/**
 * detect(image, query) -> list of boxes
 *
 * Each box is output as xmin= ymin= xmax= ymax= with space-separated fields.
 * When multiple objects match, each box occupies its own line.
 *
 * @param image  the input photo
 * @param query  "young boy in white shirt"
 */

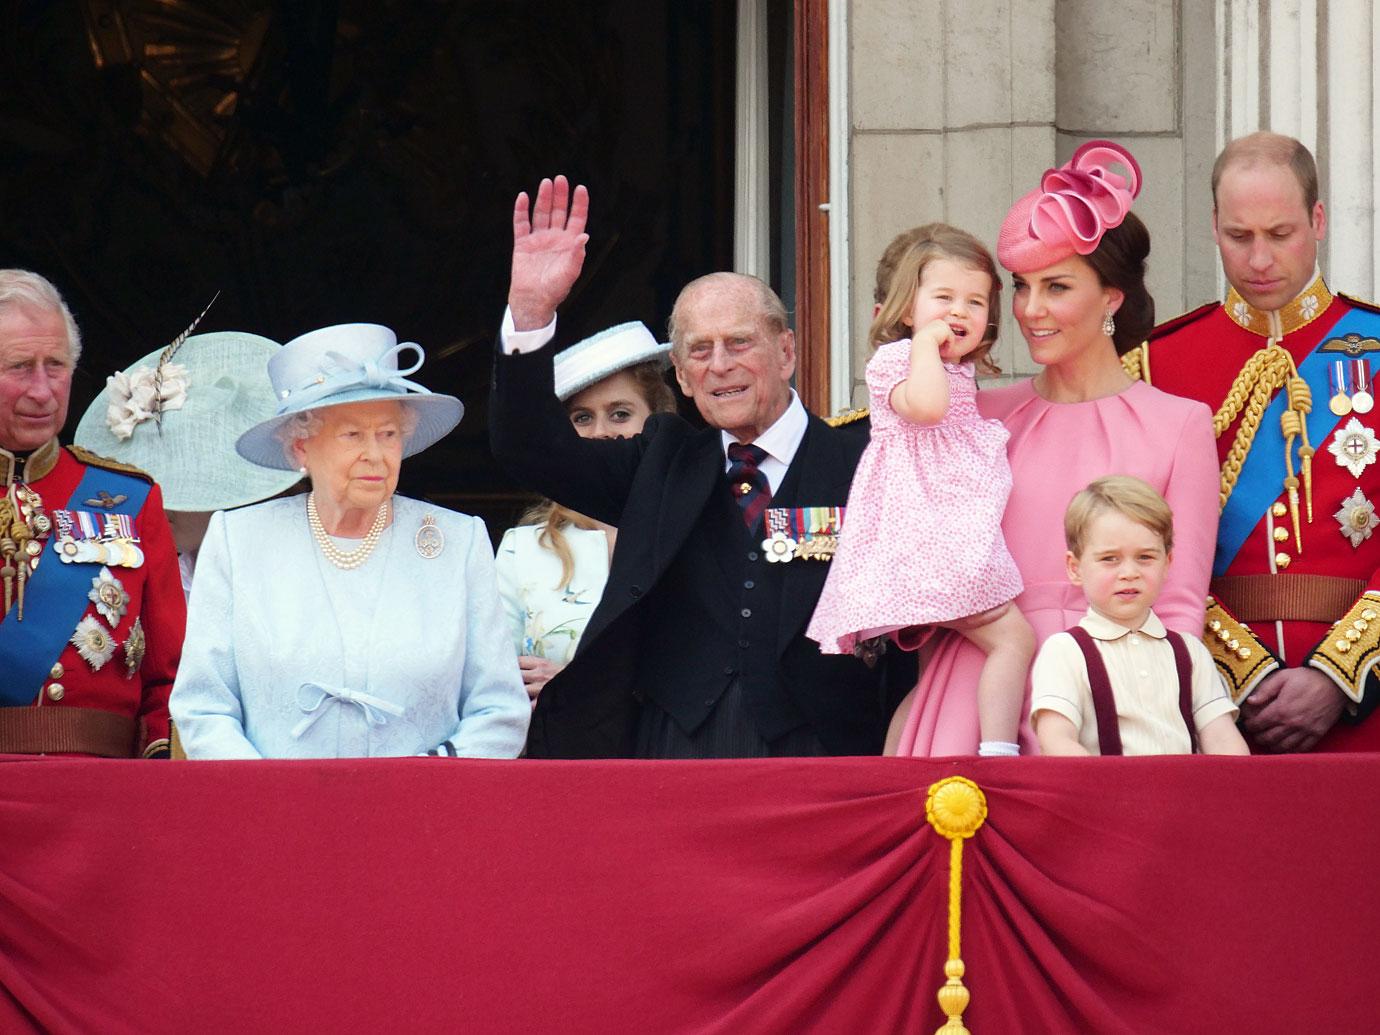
xmin=1031 ymin=476 xmax=1250 ymax=756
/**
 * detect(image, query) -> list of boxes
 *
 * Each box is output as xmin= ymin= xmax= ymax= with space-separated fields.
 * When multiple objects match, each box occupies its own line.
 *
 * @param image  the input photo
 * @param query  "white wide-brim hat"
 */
xmin=75 ymin=331 xmax=303 ymax=512
xmin=235 ymin=323 xmax=464 ymax=471
xmin=553 ymin=321 xmax=672 ymax=401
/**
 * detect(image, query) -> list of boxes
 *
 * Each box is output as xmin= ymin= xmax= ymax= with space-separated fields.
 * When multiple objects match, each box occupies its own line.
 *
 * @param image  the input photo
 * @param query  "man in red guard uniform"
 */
xmin=1130 ymin=133 xmax=1379 ymax=751
xmin=0 ymin=270 xmax=184 ymax=757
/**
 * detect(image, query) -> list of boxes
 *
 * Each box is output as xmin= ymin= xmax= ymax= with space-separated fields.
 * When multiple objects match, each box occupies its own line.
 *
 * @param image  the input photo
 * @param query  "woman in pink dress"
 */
xmin=890 ymin=140 xmax=1220 ymax=756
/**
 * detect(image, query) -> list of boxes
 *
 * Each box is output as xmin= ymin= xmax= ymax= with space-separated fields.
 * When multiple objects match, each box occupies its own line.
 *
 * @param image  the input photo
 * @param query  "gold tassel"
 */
xmin=925 ymin=777 xmax=989 ymax=1034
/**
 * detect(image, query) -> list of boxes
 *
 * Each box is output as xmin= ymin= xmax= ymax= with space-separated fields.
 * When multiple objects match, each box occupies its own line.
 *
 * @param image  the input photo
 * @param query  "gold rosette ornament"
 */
xmin=925 ymin=776 xmax=989 ymax=1035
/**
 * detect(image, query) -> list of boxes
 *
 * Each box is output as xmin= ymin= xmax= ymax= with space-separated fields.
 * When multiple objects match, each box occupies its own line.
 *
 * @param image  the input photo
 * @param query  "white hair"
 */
xmin=274 ymin=400 xmax=420 ymax=467
xmin=0 ymin=269 xmax=82 ymax=363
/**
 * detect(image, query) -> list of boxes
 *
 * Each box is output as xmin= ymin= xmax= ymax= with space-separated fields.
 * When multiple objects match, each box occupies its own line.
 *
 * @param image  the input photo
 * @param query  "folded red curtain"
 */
xmin=0 ymin=755 xmax=1374 ymax=1033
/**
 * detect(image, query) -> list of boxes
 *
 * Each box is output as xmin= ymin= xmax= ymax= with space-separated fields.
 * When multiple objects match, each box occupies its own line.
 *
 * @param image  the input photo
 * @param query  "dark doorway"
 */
xmin=0 ymin=0 xmax=736 ymax=533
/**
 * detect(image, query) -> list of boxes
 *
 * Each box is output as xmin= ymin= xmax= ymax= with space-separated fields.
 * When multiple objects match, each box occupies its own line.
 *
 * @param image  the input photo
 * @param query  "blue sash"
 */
xmin=0 ymin=464 xmax=150 ymax=706
xmin=1215 ymin=307 xmax=1378 ymax=575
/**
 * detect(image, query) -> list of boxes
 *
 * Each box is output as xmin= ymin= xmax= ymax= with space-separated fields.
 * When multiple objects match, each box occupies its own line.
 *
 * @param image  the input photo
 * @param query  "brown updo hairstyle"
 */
xmin=868 ymin=223 xmax=1003 ymax=376
xmin=1083 ymin=211 xmax=1154 ymax=355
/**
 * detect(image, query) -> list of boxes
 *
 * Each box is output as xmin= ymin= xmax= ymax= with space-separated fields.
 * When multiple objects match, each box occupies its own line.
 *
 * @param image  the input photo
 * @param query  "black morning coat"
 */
xmin=490 ymin=337 xmax=917 ymax=758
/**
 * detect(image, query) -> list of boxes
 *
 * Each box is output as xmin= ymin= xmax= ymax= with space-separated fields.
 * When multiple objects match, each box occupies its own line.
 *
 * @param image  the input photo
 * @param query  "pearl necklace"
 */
xmin=306 ymin=493 xmax=390 ymax=570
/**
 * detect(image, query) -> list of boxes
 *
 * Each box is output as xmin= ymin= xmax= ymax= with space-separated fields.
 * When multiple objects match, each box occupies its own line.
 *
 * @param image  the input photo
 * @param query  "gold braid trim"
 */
xmin=826 ymin=407 xmax=869 ymax=428
xmin=1205 ymin=597 xmax=1280 ymax=704
xmin=1120 ymin=344 xmax=1146 ymax=382
xmin=66 ymin=445 xmax=155 ymax=484
xmin=1308 ymin=591 xmax=1380 ymax=705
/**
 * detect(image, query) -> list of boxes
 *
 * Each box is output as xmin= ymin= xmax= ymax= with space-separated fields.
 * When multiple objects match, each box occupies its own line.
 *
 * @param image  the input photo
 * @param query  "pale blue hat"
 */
xmin=75 ymin=331 xmax=303 ymax=512
xmin=235 ymin=323 xmax=464 ymax=471
xmin=553 ymin=321 xmax=671 ymax=401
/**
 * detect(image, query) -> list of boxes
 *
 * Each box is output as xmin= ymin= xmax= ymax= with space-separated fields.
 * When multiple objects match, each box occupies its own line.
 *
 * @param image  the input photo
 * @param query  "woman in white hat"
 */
xmin=75 ymin=331 xmax=304 ymax=597
xmin=170 ymin=323 xmax=529 ymax=759
xmin=495 ymin=322 xmax=675 ymax=703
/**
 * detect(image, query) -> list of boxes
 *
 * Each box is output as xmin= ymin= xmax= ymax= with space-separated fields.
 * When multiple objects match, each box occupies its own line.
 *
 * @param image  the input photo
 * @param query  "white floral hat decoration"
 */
xmin=234 ymin=323 xmax=463 ymax=470
xmin=76 ymin=327 xmax=303 ymax=512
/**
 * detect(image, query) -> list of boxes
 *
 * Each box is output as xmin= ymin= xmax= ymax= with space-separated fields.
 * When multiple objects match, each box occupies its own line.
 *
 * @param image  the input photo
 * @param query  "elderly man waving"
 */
xmin=491 ymin=176 xmax=913 ymax=758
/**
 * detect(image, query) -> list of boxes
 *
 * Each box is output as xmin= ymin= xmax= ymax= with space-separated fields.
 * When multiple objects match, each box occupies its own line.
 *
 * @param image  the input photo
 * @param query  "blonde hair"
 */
xmin=524 ymin=362 xmax=677 ymax=586
xmin=1064 ymin=475 xmax=1174 ymax=556
xmin=868 ymin=224 xmax=1002 ymax=376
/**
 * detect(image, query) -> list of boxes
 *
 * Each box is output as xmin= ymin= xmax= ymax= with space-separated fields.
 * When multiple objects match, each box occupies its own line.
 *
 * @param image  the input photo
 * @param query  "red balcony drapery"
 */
xmin=1 ymin=755 xmax=1375 ymax=1033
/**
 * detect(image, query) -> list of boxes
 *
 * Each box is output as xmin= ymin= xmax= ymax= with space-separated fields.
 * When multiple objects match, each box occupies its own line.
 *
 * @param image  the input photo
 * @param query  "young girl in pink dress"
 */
xmin=808 ymin=225 xmax=1035 ymax=757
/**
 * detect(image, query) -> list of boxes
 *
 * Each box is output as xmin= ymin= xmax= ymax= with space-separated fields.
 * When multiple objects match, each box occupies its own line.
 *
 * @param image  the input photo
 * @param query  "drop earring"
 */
xmin=1102 ymin=310 xmax=1116 ymax=337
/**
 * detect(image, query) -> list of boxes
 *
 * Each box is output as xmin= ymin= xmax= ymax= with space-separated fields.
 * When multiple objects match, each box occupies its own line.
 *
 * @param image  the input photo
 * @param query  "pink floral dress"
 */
xmin=807 ymin=339 xmax=1022 ymax=655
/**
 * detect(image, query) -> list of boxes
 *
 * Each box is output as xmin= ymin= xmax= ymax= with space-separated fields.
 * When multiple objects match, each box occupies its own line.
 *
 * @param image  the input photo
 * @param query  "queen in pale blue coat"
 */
xmin=170 ymin=323 xmax=529 ymax=759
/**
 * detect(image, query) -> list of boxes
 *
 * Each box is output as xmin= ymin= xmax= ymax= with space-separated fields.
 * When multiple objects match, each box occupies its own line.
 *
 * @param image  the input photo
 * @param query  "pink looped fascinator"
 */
xmin=997 ymin=140 xmax=1142 ymax=273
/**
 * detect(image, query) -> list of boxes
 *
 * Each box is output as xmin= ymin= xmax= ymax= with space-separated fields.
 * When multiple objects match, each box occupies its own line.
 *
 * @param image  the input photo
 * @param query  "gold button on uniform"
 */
xmin=47 ymin=683 xmax=65 ymax=702
xmin=1274 ymin=552 xmax=1291 ymax=569
xmin=1272 ymin=526 xmax=1289 ymax=542
xmin=49 ymin=663 xmax=64 ymax=679
xmin=1363 ymin=609 xmax=1378 ymax=621
xmin=1237 ymin=647 xmax=1252 ymax=660
xmin=1271 ymin=501 xmax=1288 ymax=518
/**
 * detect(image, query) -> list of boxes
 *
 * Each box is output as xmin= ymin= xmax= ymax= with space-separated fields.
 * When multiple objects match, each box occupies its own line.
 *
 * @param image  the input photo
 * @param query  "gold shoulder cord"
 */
xmin=1213 ymin=342 xmax=1314 ymax=551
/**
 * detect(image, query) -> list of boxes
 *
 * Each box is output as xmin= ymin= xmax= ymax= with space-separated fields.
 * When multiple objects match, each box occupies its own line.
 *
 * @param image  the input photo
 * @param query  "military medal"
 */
xmin=88 ymin=566 xmax=130 ymax=627
xmin=1353 ymin=359 xmax=1374 ymax=414
xmin=415 ymin=514 xmax=444 ymax=559
xmin=1328 ymin=418 xmax=1379 ymax=478
xmin=1335 ymin=488 xmax=1376 ymax=548
xmin=1329 ymin=360 xmax=1354 ymax=416
xmin=123 ymin=616 xmax=146 ymax=678
xmin=763 ymin=531 xmax=797 ymax=563
xmin=763 ymin=506 xmax=846 ymax=562
xmin=51 ymin=509 xmax=143 ymax=568
xmin=71 ymin=614 xmax=118 ymax=671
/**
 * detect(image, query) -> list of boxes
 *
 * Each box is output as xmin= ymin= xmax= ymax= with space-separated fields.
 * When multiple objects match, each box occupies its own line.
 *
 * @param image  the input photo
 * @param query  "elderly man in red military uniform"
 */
xmin=0 ymin=269 xmax=184 ymax=757
xmin=1130 ymin=132 xmax=1378 ymax=752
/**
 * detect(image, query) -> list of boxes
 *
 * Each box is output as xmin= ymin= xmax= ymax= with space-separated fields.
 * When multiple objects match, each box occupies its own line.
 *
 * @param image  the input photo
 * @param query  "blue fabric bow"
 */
xmin=280 ymin=343 xmax=430 ymax=412
xmin=291 ymin=681 xmax=407 ymax=739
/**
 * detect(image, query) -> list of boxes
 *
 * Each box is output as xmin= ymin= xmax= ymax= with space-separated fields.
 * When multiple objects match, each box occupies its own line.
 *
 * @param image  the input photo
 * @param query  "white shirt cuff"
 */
xmin=501 ymin=306 xmax=557 ymax=355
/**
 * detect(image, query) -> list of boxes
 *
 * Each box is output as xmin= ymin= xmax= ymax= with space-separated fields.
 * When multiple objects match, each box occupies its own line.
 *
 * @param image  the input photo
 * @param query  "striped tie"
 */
xmin=726 ymin=443 xmax=771 ymax=531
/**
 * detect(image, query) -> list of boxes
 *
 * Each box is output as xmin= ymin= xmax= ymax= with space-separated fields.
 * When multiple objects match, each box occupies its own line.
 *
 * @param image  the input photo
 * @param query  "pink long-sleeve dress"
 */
xmin=894 ymin=377 xmax=1220 ymax=756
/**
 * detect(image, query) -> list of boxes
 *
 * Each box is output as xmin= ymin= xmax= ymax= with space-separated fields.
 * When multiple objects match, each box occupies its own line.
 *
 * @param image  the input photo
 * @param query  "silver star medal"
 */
xmin=88 ymin=566 xmax=130 ymax=627
xmin=1336 ymin=488 xmax=1376 ymax=548
xmin=415 ymin=515 xmax=444 ymax=559
xmin=1328 ymin=417 xmax=1379 ymax=478
xmin=71 ymin=615 xmax=118 ymax=671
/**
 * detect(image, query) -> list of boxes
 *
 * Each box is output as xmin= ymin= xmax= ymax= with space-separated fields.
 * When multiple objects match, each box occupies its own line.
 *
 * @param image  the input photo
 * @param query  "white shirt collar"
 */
xmin=719 ymin=389 xmax=807 ymax=468
xmin=1078 ymin=607 xmax=1167 ymax=641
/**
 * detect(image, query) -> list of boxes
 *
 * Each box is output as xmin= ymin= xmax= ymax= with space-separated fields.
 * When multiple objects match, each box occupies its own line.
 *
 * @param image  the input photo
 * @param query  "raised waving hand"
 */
xmin=508 ymin=175 xmax=590 ymax=331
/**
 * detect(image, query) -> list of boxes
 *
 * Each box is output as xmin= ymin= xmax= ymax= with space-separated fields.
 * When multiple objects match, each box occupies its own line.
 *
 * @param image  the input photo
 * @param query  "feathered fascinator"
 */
xmin=997 ymin=141 xmax=1142 ymax=273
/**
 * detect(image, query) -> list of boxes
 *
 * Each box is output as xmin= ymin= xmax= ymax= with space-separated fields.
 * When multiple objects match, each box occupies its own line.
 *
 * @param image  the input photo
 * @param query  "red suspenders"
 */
xmin=1065 ymin=626 xmax=1200 ymax=755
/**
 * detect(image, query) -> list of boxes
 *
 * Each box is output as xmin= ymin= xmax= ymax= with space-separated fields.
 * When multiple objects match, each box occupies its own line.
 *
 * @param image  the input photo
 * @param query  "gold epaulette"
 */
xmin=826 ymin=407 xmax=869 ymax=428
xmin=1205 ymin=596 xmax=1279 ymax=704
xmin=1308 ymin=591 xmax=1380 ymax=704
xmin=1121 ymin=344 xmax=1147 ymax=383
xmin=66 ymin=444 xmax=154 ymax=483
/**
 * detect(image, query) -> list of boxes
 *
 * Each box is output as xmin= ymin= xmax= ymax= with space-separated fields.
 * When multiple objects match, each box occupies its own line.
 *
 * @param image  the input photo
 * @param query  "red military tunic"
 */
xmin=0 ymin=439 xmax=185 ymax=756
xmin=1137 ymin=275 xmax=1380 ymax=750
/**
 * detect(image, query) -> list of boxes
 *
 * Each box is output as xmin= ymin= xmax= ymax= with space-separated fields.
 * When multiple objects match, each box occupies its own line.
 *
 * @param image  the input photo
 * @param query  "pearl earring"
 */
xmin=1102 ymin=310 xmax=1116 ymax=337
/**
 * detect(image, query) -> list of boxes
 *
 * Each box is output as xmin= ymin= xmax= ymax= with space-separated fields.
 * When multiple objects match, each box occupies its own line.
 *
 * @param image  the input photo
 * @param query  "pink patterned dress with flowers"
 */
xmin=807 ymin=338 xmax=1022 ymax=655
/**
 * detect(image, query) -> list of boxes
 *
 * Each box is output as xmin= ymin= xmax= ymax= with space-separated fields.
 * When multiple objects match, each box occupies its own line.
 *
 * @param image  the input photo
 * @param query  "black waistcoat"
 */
xmin=634 ymin=452 xmax=808 ymax=741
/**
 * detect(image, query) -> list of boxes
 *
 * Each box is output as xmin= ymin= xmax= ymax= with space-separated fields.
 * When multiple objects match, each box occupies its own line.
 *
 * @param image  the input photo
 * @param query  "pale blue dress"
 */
xmin=170 ymin=495 xmax=529 ymax=758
